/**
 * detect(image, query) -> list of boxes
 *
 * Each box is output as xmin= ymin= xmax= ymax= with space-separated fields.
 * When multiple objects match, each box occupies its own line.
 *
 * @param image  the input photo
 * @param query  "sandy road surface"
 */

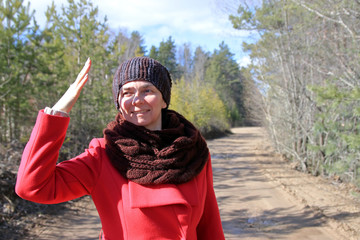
xmin=31 ymin=127 xmax=360 ymax=239
xmin=208 ymin=127 xmax=359 ymax=240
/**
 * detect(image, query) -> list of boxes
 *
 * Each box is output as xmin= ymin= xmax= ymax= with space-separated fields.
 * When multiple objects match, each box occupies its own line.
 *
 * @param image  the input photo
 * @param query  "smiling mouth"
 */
xmin=132 ymin=110 xmax=150 ymax=114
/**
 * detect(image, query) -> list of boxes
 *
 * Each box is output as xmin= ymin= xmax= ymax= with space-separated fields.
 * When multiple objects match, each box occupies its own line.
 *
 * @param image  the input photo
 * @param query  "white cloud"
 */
xmin=238 ymin=55 xmax=251 ymax=67
xmin=94 ymin=0 xmax=206 ymax=27
xmin=93 ymin=0 xmax=250 ymax=40
xmin=97 ymin=0 xmax=222 ymax=34
xmin=24 ymin=0 xmax=253 ymax=62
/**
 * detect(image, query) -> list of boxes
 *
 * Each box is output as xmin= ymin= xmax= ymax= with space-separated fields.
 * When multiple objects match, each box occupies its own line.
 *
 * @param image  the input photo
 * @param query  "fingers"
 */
xmin=75 ymin=58 xmax=91 ymax=86
xmin=78 ymin=73 xmax=89 ymax=91
xmin=52 ymin=58 xmax=92 ymax=114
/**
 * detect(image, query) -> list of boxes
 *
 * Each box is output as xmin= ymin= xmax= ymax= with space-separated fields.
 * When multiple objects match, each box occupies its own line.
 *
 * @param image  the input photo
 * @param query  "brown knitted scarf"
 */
xmin=103 ymin=110 xmax=209 ymax=185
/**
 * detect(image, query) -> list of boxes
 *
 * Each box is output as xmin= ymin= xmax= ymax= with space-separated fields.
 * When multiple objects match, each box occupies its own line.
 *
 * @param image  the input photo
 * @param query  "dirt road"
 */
xmin=209 ymin=127 xmax=359 ymax=240
xmin=31 ymin=127 xmax=360 ymax=239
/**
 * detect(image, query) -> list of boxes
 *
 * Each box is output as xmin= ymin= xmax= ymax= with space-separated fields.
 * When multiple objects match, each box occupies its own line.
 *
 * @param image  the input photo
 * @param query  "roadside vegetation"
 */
xmin=227 ymin=0 xmax=360 ymax=188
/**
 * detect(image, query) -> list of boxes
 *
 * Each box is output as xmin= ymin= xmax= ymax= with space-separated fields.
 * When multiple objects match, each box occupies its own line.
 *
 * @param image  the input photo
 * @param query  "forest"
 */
xmin=0 ymin=0 xmax=360 ymax=237
xmin=0 ymin=0 xmax=247 ymax=160
xmin=228 ymin=0 xmax=360 ymax=187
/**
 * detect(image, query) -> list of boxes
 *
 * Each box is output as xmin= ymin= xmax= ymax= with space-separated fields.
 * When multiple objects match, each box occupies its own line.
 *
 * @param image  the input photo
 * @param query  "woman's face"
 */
xmin=118 ymin=80 xmax=167 ymax=131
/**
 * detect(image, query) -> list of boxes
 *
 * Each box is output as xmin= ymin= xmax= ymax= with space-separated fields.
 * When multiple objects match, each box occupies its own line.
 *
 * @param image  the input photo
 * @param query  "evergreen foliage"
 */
xmin=205 ymin=42 xmax=244 ymax=126
xmin=0 ymin=0 xmax=37 ymax=142
xmin=0 ymin=0 xmax=246 ymax=160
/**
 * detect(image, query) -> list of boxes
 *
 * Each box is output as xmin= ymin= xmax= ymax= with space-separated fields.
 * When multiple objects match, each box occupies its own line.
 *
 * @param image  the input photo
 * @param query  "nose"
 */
xmin=132 ymin=93 xmax=144 ymax=105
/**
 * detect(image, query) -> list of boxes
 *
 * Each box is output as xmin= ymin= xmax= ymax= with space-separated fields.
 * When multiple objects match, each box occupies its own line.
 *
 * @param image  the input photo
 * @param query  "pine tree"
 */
xmin=157 ymin=36 xmax=178 ymax=79
xmin=205 ymin=42 xmax=244 ymax=126
xmin=192 ymin=46 xmax=209 ymax=83
xmin=47 ymin=0 xmax=113 ymax=157
xmin=148 ymin=45 xmax=158 ymax=59
xmin=177 ymin=43 xmax=193 ymax=82
xmin=0 ymin=0 xmax=37 ymax=142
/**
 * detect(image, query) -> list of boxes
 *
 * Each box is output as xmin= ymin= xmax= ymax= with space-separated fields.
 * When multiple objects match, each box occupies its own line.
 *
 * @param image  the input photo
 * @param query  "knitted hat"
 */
xmin=113 ymin=57 xmax=172 ymax=110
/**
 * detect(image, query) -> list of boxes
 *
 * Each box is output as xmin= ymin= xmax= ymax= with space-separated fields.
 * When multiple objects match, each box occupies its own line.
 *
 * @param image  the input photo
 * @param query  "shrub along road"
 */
xmin=30 ymin=127 xmax=360 ymax=239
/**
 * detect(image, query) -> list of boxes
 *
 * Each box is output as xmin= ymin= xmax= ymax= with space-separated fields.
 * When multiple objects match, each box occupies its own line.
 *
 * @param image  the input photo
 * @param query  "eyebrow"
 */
xmin=121 ymin=83 xmax=155 ymax=91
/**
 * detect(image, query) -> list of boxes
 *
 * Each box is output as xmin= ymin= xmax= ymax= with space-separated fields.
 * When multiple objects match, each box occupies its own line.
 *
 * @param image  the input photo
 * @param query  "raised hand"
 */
xmin=52 ymin=58 xmax=92 ymax=114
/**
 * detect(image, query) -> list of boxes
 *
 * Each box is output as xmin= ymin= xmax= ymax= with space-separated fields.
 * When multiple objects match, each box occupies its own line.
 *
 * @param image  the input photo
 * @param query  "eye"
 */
xmin=144 ymin=89 xmax=153 ymax=93
xmin=121 ymin=91 xmax=133 ymax=97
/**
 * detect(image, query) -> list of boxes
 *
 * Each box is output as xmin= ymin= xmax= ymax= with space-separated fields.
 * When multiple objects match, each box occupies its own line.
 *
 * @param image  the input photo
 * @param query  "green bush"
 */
xmin=170 ymin=78 xmax=230 ymax=138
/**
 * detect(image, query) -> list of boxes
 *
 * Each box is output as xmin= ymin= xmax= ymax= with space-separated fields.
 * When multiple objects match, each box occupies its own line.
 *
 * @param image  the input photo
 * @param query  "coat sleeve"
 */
xmin=15 ymin=110 xmax=103 ymax=204
xmin=196 ymin=155 xmax=225 ymax=240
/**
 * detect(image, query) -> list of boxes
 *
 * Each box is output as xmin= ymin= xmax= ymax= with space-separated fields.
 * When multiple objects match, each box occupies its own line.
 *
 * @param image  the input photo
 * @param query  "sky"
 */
xmin=24 ymin=0 xmax=255 ymax=67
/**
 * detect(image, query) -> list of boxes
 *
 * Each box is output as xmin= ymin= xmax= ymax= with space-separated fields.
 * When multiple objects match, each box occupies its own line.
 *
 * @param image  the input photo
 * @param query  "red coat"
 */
xmin=15 ymin=110 xmax=225 ymax=240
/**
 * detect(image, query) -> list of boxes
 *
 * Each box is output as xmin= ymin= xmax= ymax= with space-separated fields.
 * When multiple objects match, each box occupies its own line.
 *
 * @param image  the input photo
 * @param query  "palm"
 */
xmin=53 ymin=58 xmax=92 ymax=113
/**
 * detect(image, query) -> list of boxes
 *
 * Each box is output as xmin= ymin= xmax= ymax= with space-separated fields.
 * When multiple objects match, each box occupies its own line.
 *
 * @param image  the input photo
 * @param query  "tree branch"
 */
xmin=291 ymin=0 xmax=356 ymax=38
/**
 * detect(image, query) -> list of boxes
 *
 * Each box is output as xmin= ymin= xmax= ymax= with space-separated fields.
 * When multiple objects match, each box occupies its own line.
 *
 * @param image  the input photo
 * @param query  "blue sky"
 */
xmin=24 ymin=0 xmax=254 ymax=66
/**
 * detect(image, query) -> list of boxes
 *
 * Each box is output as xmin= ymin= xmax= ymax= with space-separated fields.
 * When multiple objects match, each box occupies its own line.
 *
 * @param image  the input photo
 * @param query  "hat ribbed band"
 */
xmin=113 ymin=57 xmax=172 ymax=110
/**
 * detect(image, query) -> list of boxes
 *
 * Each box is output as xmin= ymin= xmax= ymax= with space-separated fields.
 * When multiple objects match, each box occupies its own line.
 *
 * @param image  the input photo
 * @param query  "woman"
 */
xmin=15 ymin=57 xmax=225 ymax=240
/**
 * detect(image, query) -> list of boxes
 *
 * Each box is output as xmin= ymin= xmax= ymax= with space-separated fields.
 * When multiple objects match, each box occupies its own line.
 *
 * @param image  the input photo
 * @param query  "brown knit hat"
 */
xmin=113 ymin=57 xmax=172 ymax=110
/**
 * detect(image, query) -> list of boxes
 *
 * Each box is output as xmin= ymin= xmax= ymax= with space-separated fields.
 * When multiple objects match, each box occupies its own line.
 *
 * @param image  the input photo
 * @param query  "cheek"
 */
xmin=145 ymin=95 xmax=165 ymax=107
xmin=119 ymin=98 xmax=131 ymax=112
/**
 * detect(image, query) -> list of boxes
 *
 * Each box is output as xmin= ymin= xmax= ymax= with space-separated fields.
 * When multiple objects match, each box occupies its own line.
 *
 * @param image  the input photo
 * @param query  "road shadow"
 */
xmin=221 ymin=206 xmax=328 ymax=238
